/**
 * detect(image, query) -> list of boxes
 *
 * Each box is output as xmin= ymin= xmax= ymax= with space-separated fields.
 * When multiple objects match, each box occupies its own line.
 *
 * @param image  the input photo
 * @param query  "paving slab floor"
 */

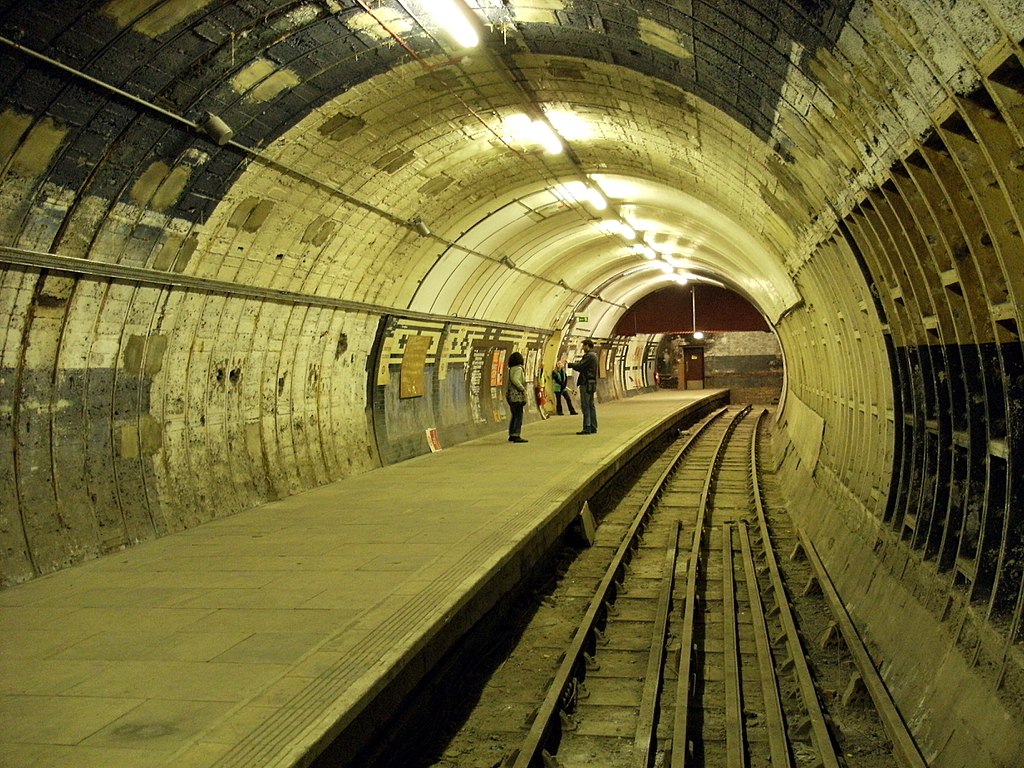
xmin=0 ymin=389 xmax=728 ymax=768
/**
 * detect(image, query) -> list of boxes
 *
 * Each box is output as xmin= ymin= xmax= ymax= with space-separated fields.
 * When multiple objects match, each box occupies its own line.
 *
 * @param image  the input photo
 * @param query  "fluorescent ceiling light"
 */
xmin=427 ymin=0 xmax=479 ymax=47
xmin=545 ymin=110 xmax=594 ymax=142
xmin=554 ymin=181 xmax=606 ymax=210
xmin=503 ymin=113 xmax=563 ymax=154
xmin=587 ymin=188 xmax=608 ymax=211
xmin=597 ymin=219 xmax=636 ymax=239
xmin=662 ymin=253 xmax=694 ymax=268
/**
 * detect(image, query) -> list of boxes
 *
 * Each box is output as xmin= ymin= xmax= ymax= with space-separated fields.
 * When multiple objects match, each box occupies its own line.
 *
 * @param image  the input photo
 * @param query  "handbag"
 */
xmin=506 ymin=383 xmax=526 ymax=403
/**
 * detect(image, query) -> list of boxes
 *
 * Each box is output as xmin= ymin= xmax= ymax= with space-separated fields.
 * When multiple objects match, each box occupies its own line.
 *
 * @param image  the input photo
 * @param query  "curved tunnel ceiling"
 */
xmin=6 ymin=7 xmax=1024 ymax=752
xmin=193 ymin=1 xmax=841 ymax=330
xmin=3 ymin=0 xmax=1002 ymax=336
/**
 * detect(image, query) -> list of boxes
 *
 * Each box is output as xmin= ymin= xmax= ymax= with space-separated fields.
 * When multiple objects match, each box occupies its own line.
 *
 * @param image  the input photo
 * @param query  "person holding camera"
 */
xmin=568 ymin=339 xmax=599 ymax=435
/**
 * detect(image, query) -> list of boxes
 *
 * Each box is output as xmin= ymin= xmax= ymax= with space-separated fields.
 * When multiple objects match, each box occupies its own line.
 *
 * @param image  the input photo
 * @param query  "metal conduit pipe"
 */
xmin=0 ymin=245 xmax=552 ymax=335
xmin=0 ymin=35 xmax=593 ymax=301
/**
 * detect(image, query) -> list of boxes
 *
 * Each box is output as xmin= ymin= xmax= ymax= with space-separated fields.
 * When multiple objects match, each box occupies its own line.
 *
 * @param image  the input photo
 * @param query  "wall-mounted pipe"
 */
xmin=0 ymin=35 xmax=592 ymax=301
xmin=0 ymin=245 xmax=552 ymax=335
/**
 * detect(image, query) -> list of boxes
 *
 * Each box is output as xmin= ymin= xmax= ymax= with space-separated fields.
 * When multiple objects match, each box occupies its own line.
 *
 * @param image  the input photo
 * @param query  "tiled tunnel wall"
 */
xmin=370 ymin=319 xmax=554 ymax=465
xmin=773 ymin=41 xmax=1024 ymax=763
xmin=1 ymin=1 xmax=1024 ymax=764
xmin=0 ymin=273 xmax=655 ymax=586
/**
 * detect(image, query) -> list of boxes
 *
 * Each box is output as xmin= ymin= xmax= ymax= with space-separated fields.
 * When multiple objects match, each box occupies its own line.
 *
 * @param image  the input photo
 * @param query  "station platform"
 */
xmin=0 ymin=389 xmax=728 ymax=768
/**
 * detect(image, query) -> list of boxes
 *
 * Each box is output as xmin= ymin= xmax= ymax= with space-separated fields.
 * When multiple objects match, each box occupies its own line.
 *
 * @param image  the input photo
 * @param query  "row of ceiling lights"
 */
xmin=389 ymin=2 xmax=723 ymax=323
xmin=412 ymin=0 xmax=712 ymax=294
xmin=558 ymin=181 xmax=705 ymax=286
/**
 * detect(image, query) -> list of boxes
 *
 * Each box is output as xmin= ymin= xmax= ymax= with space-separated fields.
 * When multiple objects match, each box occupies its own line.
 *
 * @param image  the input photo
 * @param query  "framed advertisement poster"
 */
xmin=400 ymin=334 xmax=431 ymax=398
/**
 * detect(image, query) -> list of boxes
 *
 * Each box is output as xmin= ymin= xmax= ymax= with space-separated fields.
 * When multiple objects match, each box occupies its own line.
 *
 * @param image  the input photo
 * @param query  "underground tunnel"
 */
xmin=0 ymin=1 xmax=1022 ymax=765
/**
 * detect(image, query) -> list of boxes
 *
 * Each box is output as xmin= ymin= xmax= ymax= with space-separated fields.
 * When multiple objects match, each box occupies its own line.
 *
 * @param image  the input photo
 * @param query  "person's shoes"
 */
xmin=511 ymin=436 xmax=528 ymax=443
xmin=508 ymin=436 xmax=515 ymax=441
xmin=576 ymin=430 xmax=591 ymax=435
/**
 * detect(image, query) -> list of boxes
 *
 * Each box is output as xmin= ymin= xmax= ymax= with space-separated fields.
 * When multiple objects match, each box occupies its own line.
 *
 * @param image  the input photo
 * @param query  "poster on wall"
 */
xmin=525 ymin=348 xmax=540 ymax=380
xmin=425 ymin=427 xmax=442 ymax=452
xmin=467 ymin=342 xmax=515 ymax=424
xmin=624 ymin=337 xmax=647 ymax=389
xmin=490 ymin=348 xmax=507 ymax=421
xmin=468 ymin=342 xmax=499 ymax=423
xmin=400 ymin=334 xmax=431 ymax=398
xmin=490 ymin=348 xmax=507 ymax=387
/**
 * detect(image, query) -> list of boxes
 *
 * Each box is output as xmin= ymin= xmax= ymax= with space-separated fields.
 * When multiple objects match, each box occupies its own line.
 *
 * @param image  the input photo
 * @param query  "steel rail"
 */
xmin=670 ymin=494 xmax=706 ymax=768
xmin=632 ymin=521 xmax=682 ymax=768
xmin=628 ymin=406 xmax=729 ymax=527
xmin=671 ymin=406 xmax=751 ymax=768
xmin=737 ymin=523 xmax=793 ymax=768
xmin=741 ymin=524 xmax=794 ymax=768
xmin=797 ymin=530 xmax=929 ymax=768
xmin=742 ymin=411 xmax=793 ymax=767
xmin=510 ymin=408 xmax=729 ymax=768
xmin=749 ymin=410 xmax=841 ymax=768
xmin=722 ymin=523 xmax=745 ymax=768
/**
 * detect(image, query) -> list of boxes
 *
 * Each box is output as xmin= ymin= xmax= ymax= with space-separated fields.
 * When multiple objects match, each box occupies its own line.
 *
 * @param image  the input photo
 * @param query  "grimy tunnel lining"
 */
xmin=0 ymin=2 xmax=1023 ymax=765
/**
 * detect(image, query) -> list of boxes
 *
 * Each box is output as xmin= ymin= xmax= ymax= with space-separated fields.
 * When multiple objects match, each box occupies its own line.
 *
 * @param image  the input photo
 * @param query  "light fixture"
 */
xmin=596 ymin=220 xmax=635 ymax=241
xmin=201 ymin=112 xmax=234 ymax=145
xmin=411 ymin=217 xmax=431 ymax=236
xmin=691 ymin=285 xmax=703 ymax=339
xmin=503 ymin=113 xmax=562 ymax=154
xmin=662 ymin=253 xmax=691 ymax=268
xmin=545 ymin=110 xmax=594 ymax=142
xmin=554 ymin=181 xmax=606 ymax=211
xmin=426 ymin=0 xmax=479 ymax=47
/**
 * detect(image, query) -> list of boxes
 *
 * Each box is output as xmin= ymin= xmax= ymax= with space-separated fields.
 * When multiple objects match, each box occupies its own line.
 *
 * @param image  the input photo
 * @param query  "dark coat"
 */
xmin=569 ymin=350 xmax=598 ymax=390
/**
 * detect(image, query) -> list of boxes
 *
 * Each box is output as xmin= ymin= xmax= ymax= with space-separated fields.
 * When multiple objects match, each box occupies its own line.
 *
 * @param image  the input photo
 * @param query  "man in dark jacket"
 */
xmin=568 ymin=339 xmax=599 ymax=434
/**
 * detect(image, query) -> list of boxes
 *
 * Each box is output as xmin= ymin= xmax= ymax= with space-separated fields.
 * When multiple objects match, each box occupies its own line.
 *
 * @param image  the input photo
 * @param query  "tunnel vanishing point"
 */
xmin=1 ymin=1 xmax=1023 ymax=765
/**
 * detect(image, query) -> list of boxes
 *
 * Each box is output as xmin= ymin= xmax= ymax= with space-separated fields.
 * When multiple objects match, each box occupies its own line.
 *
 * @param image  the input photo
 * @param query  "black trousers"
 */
xmin=554 ymin=389 xmax=576 ymax=415
xmin=508 ymin=401 xmax=525 ymax=436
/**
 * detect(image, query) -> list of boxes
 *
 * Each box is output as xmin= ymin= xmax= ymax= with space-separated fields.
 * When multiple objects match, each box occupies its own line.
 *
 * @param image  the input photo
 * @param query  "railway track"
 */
xmin=361 ymin=406 xmax=927 ymax=768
